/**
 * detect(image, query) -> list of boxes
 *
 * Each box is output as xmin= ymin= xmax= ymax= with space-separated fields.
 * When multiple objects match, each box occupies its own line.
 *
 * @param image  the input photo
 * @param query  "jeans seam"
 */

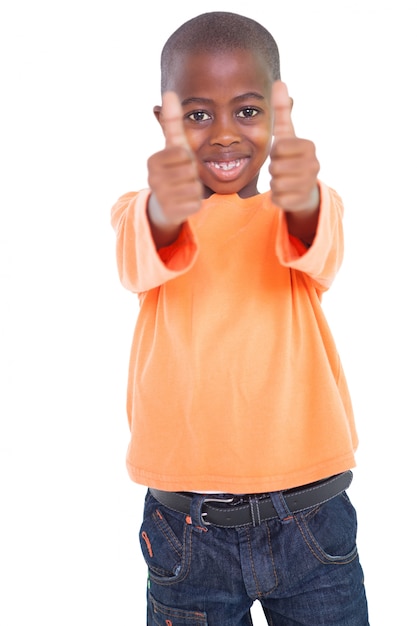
xmin=245 ymin=527 xmax=262 ymax=599
xmin=263 ymin=523 xmax=279 ymax=596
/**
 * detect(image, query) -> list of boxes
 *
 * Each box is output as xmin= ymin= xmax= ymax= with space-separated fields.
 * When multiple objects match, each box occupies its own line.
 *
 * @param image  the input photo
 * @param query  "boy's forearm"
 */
xmin=285 ymin=207 xmax=320 ymax=247
xmin=285 ymin=185 xmax=320 ymax=246
xmin=147 ymin=193 xmax=183 ymax=249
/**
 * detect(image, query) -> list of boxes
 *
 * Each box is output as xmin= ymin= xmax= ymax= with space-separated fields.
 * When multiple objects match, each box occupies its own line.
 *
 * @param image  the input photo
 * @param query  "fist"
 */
xmin=147 ymin=91 xmax=202 ymax=227
xmin=269 ymin=81 xmax=320 ymax=213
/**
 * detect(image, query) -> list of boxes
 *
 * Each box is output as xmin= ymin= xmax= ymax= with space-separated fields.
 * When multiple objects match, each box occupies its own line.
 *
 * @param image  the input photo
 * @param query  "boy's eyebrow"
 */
xmin=181 ymin=92 xmax=266 ymax=106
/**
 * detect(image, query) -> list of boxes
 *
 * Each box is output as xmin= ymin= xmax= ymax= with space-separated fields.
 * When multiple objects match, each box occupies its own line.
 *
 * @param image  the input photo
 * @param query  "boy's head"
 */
xmin=156 ymin=12 xmax=282 ymax=198
xmin=160 ymin=12 xmax=280 ymax=94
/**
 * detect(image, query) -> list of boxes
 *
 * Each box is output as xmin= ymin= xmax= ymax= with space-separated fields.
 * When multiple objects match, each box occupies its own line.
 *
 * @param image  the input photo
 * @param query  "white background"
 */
xmin=1 ymin=1 xmax=416 ymax=624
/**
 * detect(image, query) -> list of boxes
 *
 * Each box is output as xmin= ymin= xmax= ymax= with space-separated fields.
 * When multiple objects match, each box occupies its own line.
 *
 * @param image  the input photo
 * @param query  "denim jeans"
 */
xmin=139 ymin=488 xmax=369 ymax=625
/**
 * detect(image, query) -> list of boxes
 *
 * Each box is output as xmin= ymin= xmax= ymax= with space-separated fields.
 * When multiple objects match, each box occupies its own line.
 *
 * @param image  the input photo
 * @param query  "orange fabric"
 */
xmin=111 ymin=183 xmax=358 ymax=492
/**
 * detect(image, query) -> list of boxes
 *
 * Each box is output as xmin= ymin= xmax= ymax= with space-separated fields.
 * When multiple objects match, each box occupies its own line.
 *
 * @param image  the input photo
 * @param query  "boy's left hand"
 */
xmin=269 ymin=81 xmax=320 ymax=214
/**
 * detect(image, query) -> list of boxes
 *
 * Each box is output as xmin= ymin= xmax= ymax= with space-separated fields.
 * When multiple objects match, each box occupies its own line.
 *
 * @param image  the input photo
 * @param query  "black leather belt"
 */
xmin=149 ymin=471 xmax=352 ymax=528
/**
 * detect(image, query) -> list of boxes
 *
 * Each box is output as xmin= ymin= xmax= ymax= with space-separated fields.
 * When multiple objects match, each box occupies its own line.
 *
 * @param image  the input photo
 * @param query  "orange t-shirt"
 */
xmin=111 ymin=183 xmax=358 ymax=493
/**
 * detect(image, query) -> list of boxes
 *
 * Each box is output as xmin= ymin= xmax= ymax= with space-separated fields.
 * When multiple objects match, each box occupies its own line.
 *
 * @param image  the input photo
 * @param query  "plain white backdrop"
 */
xmin=1 ymin=1 xmax=416 ymax=624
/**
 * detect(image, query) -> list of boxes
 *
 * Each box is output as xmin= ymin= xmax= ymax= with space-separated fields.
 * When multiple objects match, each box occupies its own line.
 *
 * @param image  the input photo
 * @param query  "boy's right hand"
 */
xmin=147 ymin=91 xmax=202 ymax=236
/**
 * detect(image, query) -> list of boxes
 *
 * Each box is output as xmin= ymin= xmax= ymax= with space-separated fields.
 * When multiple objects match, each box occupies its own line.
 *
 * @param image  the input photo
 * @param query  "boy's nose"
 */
xmin=209 ymin=116 xmax=241 ymax=146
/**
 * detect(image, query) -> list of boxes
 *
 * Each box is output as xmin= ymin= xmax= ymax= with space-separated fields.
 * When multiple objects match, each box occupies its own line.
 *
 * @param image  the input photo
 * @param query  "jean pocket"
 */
xmin=140 ymin=496 xmax=193 ymax=585
xmin=295 ymin=492 xmax=359 ymax=565
xmin=148 ymin=593 xmax=208 ymax=626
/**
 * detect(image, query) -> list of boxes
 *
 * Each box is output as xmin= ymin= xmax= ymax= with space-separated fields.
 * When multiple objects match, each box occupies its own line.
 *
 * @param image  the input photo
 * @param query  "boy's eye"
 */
xmin=187 ymin=111 xmax=211 ymax=122
xmin=237 ymin=107 xmax=259 ymax=119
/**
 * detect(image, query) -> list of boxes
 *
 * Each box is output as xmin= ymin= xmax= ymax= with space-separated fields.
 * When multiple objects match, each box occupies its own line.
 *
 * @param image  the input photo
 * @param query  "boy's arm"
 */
xmin=276 ymin=181 xmax=344 ymax=291
xmin=270 ymin=82 xmax=343 ymax=289
xmin=111 ymin=92 xmax=203 ymax=294
xmin=111 ymin=189 xmax=198 ymax=294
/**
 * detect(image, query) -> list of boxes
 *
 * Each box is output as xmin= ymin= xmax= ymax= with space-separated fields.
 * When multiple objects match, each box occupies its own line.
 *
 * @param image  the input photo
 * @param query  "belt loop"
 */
xmin=189 ymin=494 xmax=208 ymax=531
xmin=269 ymin=490 xmax=293 ymax=521
xmin=249 ymin=496 xmax=262 ymax=527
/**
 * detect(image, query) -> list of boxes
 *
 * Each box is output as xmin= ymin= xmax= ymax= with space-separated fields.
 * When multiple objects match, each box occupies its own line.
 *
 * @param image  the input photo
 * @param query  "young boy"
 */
xmin=111 ymin=11 xmax=369 ymax=625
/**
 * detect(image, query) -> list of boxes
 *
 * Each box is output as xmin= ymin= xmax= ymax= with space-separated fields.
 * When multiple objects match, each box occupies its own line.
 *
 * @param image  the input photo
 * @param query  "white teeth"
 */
xmin=212 ymin=160 xmax=241 ymax=171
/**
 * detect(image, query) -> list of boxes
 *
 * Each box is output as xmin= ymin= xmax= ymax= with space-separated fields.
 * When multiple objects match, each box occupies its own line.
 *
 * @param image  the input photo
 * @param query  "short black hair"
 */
xmin=160 ymin=11 xmax=280 ymax=93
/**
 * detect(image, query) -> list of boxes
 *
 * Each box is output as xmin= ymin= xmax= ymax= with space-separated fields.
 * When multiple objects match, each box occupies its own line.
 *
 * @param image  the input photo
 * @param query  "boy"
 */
xmin=111 ymin=11 xmax=369 ymax=625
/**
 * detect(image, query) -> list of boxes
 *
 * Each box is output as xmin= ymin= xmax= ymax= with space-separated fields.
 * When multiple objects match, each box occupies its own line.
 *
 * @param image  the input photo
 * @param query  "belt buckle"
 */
xmin=201 ymin=496 xmax=234 ymax=525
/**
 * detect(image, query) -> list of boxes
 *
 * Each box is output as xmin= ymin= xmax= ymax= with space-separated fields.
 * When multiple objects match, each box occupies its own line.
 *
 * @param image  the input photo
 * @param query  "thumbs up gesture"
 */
xmin=147 ymin=91 xmax=202 ymax=237
xmin=269 ymin=81 xmax=320 ymax=215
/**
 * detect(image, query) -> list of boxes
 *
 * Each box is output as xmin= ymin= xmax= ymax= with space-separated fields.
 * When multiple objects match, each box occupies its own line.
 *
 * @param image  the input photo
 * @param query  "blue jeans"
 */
xmin=139 ymin=489 xmax=369 ymax=625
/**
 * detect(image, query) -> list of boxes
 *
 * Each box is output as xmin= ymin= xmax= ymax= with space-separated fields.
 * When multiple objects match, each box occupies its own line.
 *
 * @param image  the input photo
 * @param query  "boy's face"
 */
xmin=156 ymin=49 xmax=275 ymax=198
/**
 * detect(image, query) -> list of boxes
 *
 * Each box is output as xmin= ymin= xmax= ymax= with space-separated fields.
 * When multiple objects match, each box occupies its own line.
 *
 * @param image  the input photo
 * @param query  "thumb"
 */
xmin=161 ymin=91 xmax=189 ymax=149
xmin=272 ymin=80 xmax=295 ymax=139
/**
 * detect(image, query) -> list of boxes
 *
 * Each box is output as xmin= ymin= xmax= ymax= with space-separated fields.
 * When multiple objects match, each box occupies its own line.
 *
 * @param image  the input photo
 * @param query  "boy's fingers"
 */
xmin=161 ymin=91 xmax=189 ymax=149
xmin=272 ymin=81 xmax=295 ymax=139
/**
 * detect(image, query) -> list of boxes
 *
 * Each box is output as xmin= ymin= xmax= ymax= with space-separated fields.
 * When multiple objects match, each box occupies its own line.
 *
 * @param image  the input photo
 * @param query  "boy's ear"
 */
xmin=153 ymin=105 xmax=162 ymax=124
xmin=290 ymin=97 xmax=294 ymax=111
